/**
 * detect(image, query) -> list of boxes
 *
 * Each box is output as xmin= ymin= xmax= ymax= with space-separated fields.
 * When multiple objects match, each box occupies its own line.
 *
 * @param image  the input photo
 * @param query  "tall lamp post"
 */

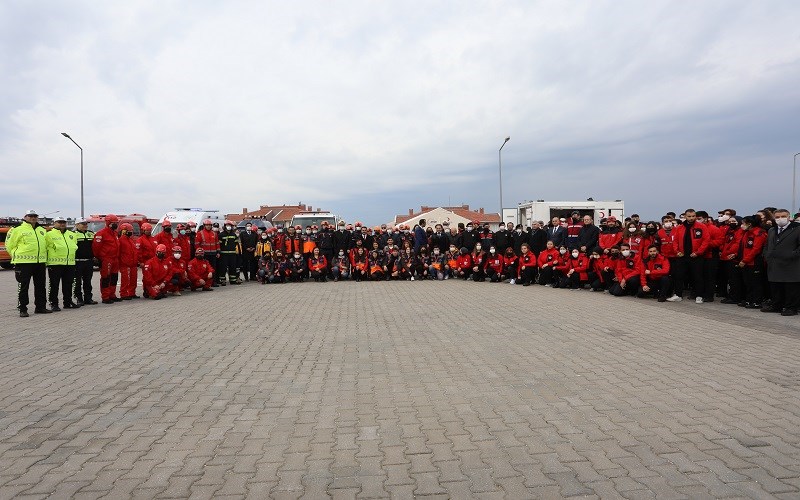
xmin=61 ymin=133 xmax=84 ymax=218
xmin=794 ymin=152 xmax=800 ymax=214
xmin=498 ymin=136 xmax=510 ymax=217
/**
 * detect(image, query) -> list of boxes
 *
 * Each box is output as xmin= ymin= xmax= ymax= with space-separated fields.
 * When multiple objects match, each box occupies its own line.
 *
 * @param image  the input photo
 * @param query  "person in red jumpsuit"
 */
xmin=142 ymin=244 xmax=171 ymax=300
xmin=196 ymin=219 xmax=221 ymax=286
xmin=118 ymin=223 xmax=140 ymax=300
xmin=92 ymin=214 xmax=121 ymax=304
xmin=137 ymin=222 xmax=156 ymax=268
xmin=187 ymin=248 xmax=214 ymax=291
xmin=154 ymin=219 xmax=174 ymax=249
xmin=174 ymin=224 xmax=191 ymax=267
xmin=166 ymin=245 xmax=188 ymax=295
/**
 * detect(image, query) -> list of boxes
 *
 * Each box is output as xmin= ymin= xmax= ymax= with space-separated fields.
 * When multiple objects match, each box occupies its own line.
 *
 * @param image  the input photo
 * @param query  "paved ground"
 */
xmin=1 ymin=269 xmax=800 ymax=499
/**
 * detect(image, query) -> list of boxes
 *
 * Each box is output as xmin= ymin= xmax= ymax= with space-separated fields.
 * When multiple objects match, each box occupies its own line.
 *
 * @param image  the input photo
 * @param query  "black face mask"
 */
xmin=646 ymin=227 xmax=656 ymax=234
xmin=156 ymin=253 xmax=165 ymax=259
xmin=109 ymin=223 xmax=118 ymax=230
xmin=729 ymin=223 xmax=739 ymax=230
xmin=163 ymin=227 xmax=171 ymax=233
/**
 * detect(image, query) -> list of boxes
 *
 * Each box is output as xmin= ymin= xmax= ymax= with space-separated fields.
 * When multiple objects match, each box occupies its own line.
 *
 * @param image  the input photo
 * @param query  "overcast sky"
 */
xmin=2 ymin=1 xmax=799 ymax=224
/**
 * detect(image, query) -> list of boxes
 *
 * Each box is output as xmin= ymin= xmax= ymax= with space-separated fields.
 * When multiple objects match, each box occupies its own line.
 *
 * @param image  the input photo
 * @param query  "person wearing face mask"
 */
xmin=369 ymin=250 xmax=386 ymax=281
xmin=45 ymin=216 xmax=79 ymax=311
xmin=444 ymin=245 xmax=458 ymax=279
xmin=458 ymin=222 xmax=478 ymax=253
xmin=516 ymin=243 xmax=536 ymax=286
xmin=188 ymin=248 xmax=215 ymax=291
xmin=609 ymin=244 xmax=642 ymax=297
xmin=255 ymin=229 xmax=273 ymax=258
xmin=196 ymin=219 xmax=220 ymax=286
xmin=469 ymin=244 xmax=487 ymax=282
xmin=186 ymin=220 xmax=198 ymax=257
xmin=479 ymin=223 xmax=494 ymax=251
xmin=351 ymin=247 xmax=369 ymax=282
xmin=623 ymin=223 xmax=646 ymax=254
xmin=528 ymin=221 xmax=547 ymax=256
xmin=173 ymin=224 xmax=191 ymax=268
xmin=561 ymin=248 xmax=591 ymax=289
xmin=317 ymin=222 xmax=335 ymax=276
xmin=288 ymin=251 xmax=307 ymax=282
xmin=308 ymin=247 xmax=328 ymax=282
xmin=501 ymin=247 xmax=518 ymax=284
xmin=511 ymin=224 xmax=529 ymax=256
xmin=301 ymin=225 xmax=317 ymax=262
xmin=273 ymin=250 xmax=289 ymax=283
xmin=637 ymin=245 xmax=671 ymax=301
xmin=455 ymin=247 xmax=473 ymax=280
xmin=154 ymin=219 xmax=173 ymax=249
xmin=536 ymin=241 xmax=558 ymax=286
xmin=667 ymin=209 xmax=709 ymax=303
xmin=594 ymin=245 xmax=620 ymax=291
xmin=238 ymin=222 xmax=258 ymax=282
xmin=720 ymin=217 xmax=745 ymax=302
xmin=598 ymin=216 xmax=622 ymax=253
xmin=565 ymin=211 xmax=583 ymax=250
xmin=551 ymin=246 xmax=571 ymax=288
xmin=73 ymin=218 xmax=98 ymax=307
xmin=723 ymin=216 xmax=767 ymax=308
xmin=142 ymin=244 xmax=172 ymax=300
xmin=92 ymin=214 xmax=122 ymax=304
xmin=218 ymin=220 xmax=241 ymax=285
xmin=485 ymin=246 xmax=504 ymax=282
xmin=762 ymin=209 xmax=800 ymax=316
xmin=655 ymin=216 xmax=678 ymax=261
xmin=494 ymin=224 xmax=511 ymax=255
xmin=117 ymin=223 xmax=140 ymax=300
xmin=428 ymin=224 xmax=449 ymax=254
xmin=428 ymin=247 xmax=446 ymax=280
xmin=589 ymin=247 xmax=612 ymax=291
xmin=284 ymin=226 xmax=304 ymax=257
xmin=166 ymin=246 xmax=189 ymax=295
xmin=333 ymin=221 xmax=352 ymax=257
xmin=695 ymin=211 xmax=724 ymax=303
xmin=331 ymin=249 xmax=351 ymax=281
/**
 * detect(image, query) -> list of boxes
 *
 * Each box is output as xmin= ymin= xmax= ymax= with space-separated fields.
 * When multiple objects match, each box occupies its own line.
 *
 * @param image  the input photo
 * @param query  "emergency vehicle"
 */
xmin=0 ymin=218 xmax=22 ymax=269
xmin=151 ymin=209 xmax=225 ymax=236
xmin=86 ymin=214 xmax=155 ymax=237
xmin=513 ymin=200 xmax=625 ymax=227
xmin=289 ymin=211 xmax=339 ymax=229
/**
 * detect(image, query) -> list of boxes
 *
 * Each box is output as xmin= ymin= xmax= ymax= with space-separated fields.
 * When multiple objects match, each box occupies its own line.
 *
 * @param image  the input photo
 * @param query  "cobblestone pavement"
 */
xmin=1 ymin=269 xmax=800 ymax=499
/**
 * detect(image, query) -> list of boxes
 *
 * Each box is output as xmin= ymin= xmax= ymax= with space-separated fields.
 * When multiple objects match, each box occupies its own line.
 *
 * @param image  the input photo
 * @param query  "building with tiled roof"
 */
xmin=226 ymin=203 xmax=328 ymax=227
xmin=392 ymin=205 xmax=502 ymax=230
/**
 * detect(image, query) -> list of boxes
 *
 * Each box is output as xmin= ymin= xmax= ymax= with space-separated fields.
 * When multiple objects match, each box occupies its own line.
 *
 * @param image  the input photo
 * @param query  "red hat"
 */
xmin=156 ymin=244 xmax=167 ymax=252
xmin=172 ymin=246 xmax=182 ymax=252
xmin=141 ymin=222 xmax=152 ymax=232
xmin=162 ymin=219 xmax=172 ymax=227
xmin=224 ymin=220 xmax=234 ymax=226
xmin=202 ymin=218 xmax=213 ymax=225
xmin=188 ymin=221 xmax=197 ymax=227
xmin=195 ymin=248 xmax=205 ymax=256
xmin=105 ymin=214 xmax=119 ymax=223
xmin=120 ymin=222 xmax=133 ymax=231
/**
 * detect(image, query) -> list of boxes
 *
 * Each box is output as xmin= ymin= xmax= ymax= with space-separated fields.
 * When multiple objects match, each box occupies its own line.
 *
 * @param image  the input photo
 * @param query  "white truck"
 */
xmin=289 ymin=211 xmax=339 ymax=228
xmin=151 ymin=208 xmax=225 ymax=235
xmin=515 ymin=200 xmax=625 ymax=227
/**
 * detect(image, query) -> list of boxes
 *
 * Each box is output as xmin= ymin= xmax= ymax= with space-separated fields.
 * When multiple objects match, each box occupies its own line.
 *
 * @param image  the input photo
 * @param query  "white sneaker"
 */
xmin=509 ymin=279 xmax=516 ymax=285
xmin=666 ymin=295 xmax=682 ymax=302
xmin=444 ymin=275 xmax=449 ymax=280
xmin=695 ymin=297 xmax=704 ymax=304
xmin=410 ymin=276 xmax=415 ymax=281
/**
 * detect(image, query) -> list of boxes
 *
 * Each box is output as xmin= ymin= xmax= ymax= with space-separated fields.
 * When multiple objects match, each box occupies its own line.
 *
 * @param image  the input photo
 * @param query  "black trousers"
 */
xmin=15 ymin=263 xmax=47 ymax=312
xmin=610 ymin=275 xmax=641 ymax=296
xmin=638 ymin=276 xmax=671 ymax=299
xmin=702 ymin=257 xmax=717 ymax=301
xmin=221 ymin=253 xmax=239 ymax=282
xmin=48 ymin=265 xmax=75 ymax=306
xmin=769 ymin=282 xmax=800 ymax=311
xmin=670 ymin=257 xmax=704 ymax=298
xmin=242 ymin=252 xmax=257 ymax=280
xmin=73 ymin=260 xmax=94 ymax=303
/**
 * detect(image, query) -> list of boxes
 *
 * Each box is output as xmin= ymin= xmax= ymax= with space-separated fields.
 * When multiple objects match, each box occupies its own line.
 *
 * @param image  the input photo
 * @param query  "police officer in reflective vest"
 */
xmin=45 ymin=215 xmax=79 ymax=311
xmin=72 ymin=218 xmax=98 ymax=306
xmin=7 ymin=210 xmax=50 ymax=317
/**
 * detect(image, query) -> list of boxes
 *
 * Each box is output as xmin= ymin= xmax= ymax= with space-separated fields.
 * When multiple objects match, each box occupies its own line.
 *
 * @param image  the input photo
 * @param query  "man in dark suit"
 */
xmin=762 ymin=208 xmax=800 ymax=316
xmin=547 ymin=216 xmax=567 ymax=248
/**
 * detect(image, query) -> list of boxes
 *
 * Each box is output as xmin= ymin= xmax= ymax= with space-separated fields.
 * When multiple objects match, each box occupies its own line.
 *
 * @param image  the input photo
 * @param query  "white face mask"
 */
xmin=663 ymin=222 xmax=673 ymax=229
xmin=339 ymin=251 xmax=344 ymax=256
xmin=466 ymin=226 xmax=473 ymax=231
xmin=622 ymin=250 xmax=631 ymax=257
xmin=225 ymin=225 xmax=232 ymax=231
xmin=449 ymin=248 xmax=456 ymax=253
xmin=571 ymin=252 xmax=579 ymax=258
xmin=489 ymin=249 xmax=495 ymax=254
xmin=628 ymin=227 xmax=636 ymax=233
xmin=718 ymin=215 xmax=730 ymax=222
xmin=173 ymin=253 xmax=181 ymax=259
xmin=294 ymin=254 xmax=301 ymax=259
xmin=559 ymin=249 xmax=567 ymax=255
xmin=434 ymin=250 xmax=440 ymax=255
xmin=775 ymin=217 xmax=790 ymax=227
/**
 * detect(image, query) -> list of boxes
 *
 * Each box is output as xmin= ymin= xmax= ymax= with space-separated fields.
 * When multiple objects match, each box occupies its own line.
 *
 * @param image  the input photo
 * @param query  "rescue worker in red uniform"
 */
xmin=455 ymin=247 xmax=473 ymax=280
xmin=516 ymin=244 xmax=536 ymax=286
xmin=187 ymin=248 xmax=214 ymax=291
xmin=167 ymin=245 xmax=189 ymax=295
xmin=154 ymin=219 xmax=174 ymax=249
xmin=118 ymin=223 xmax=140 ymax=300
xmin=142 ymin=244 xmax=171 ymax=300
xmin=610 ymin=244 xmax=642 ymax=297
xmin=92 ymin=214 xmax=121 ymax=304
xmin=174 ymin=224 xmax=191 ymax=267
xmin=637 ymin=245 xmax=671 ymax=301
xmin=138 ymin=222 xmax=156 ymax=267
xmin=667 ymin=209 xmax=710 ymax=303
xmin=485 ymin=246 xmax=505 ymax=283
xmin=562 ymin=248 xmax=590 ymax=289
xmin=536 ymin=241 xmax=559 ymax=286
xmin=308 ymin=247 xmax=328 ymax=282
xmin=728 ymin=216 xmax=767 ymax=308
xmin=196 ymin=219 xmax=221 ymax=286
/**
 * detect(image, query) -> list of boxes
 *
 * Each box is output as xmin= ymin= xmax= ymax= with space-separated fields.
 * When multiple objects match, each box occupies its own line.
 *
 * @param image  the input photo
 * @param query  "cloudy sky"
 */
xmin=2 ymin=0 xmax=799 ymax=224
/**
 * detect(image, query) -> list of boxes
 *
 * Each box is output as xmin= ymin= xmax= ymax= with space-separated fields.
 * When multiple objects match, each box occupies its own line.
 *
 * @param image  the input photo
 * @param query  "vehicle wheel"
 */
xmin=0 ymin=262 xmax=12 ymax=270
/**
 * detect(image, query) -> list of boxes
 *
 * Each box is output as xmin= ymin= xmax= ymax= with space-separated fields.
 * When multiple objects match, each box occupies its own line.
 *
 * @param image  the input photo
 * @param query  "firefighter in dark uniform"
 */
xmin=219 ymin=220 xmax=241 ymax=285
xmin=73 ymin=218 xmax=98 ymax=306
xmin=317 ymin=221 xmax=335 ymax=276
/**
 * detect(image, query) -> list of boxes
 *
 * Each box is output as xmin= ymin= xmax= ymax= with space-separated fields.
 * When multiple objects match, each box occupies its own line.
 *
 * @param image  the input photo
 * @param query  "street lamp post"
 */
xmin=794 ymin=153 xmax=800 ymax=214
xmin=61 ymin=133 xmax=84 ymax=218
xmin=498 ymin=136 xmax=510 ymax=217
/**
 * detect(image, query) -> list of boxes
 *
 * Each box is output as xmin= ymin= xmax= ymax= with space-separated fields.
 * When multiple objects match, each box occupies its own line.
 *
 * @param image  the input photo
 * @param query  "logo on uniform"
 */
xmin=695 ymin=230 xmax=702 ymax=237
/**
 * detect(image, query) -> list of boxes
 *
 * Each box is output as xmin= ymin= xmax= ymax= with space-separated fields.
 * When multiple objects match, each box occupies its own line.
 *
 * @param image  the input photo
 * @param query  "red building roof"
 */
xmin=226 ymin=203 xmax=327 ymax=224
xmin=394 ymin=205 xmax=501 ymax=225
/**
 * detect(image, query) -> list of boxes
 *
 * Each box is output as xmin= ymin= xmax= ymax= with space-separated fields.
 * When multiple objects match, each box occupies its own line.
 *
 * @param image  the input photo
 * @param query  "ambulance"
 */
xmin=151 ymin=209 xmax=225 ymax=236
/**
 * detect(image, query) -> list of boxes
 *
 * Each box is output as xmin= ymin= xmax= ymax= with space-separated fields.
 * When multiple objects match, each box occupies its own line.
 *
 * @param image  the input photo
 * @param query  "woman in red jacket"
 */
xmin=727 ymin=216 xmax=767 ymax=308
xmin=503 ymin=248 xmax=519 ymax=284
xmin=536 ymin=241 xmax=560 ymax=286
xmin=308 ymin=247 xmax=328 ymax=282
xmin=456 ymin=247 xmax=473 ymax=280
xmin=551 ymin=246 xmax=571 ymax=288
xmin=561 ymin=248 xmax=590 ymax=289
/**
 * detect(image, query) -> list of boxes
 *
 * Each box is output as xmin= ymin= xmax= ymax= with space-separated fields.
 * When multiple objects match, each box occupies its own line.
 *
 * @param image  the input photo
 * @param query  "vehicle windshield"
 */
xmin=291 ymin=216 xmax=336 ymax=228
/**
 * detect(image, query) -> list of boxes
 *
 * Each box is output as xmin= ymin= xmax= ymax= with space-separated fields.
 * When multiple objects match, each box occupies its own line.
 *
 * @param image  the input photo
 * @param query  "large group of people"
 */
xmin=6 ymin=206 xmax=800 ymax=318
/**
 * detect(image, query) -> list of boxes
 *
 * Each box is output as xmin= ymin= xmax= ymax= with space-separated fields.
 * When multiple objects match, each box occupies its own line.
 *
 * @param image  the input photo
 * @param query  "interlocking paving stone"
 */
xmin=1 ymin=270 xmax=800 ymax=498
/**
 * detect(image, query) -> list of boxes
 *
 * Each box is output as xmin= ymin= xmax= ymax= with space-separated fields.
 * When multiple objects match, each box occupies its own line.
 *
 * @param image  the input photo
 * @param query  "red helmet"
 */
xmin=195 ymin=248 xmax=205 ymax=256
xmin=202 ymin=218 xmax=213 ymax=225
xmin=295 ymin=224 xmax=302 ymax=230
xmin=472 ymin=220 xmax=480 ymax=225
xmin=224 ymin=220 xmax=234 ymax=226
xmin=120 ymin=222 xmax=133 ymax=232
xmin=355 ymin=221 xmax=362 ymax=227
xmin=188 ymin=221 xmax=197 ymax=227
xmin=162 ymin=219 xmax=172 ymax=227
xmin=105 ymin=214 xmax=119 ymax=223
xmin=141 ymin=222 xmax=152 ymax=232
xmin=171 ymin=246 xmax=182 ymax=252
xmin=156 ymin=244 xmax=167 ymax=253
